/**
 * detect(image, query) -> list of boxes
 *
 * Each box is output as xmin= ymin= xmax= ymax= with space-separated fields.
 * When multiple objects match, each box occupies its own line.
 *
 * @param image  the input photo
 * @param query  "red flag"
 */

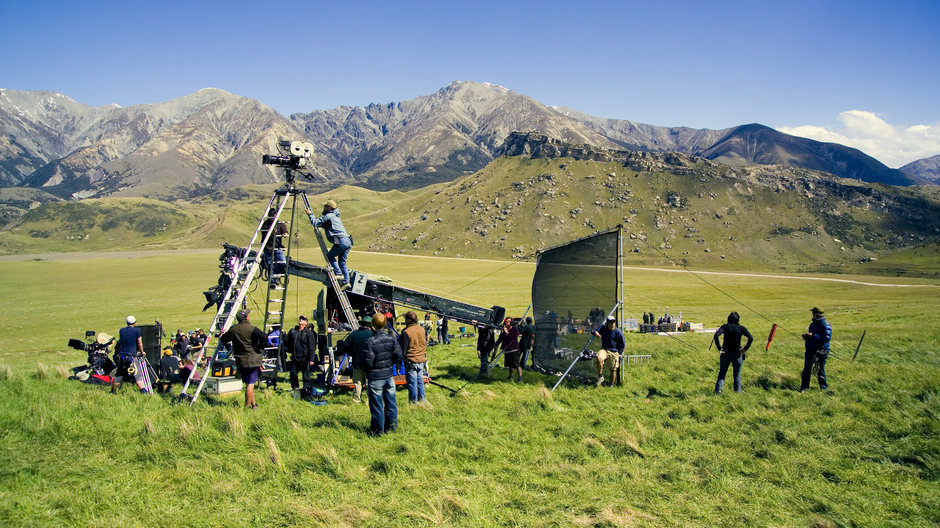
xmin=765 ymin=323 xmax=778 ymax=351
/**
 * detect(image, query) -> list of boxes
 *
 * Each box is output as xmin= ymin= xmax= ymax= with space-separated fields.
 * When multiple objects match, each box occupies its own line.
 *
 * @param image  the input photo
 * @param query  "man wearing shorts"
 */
xmin=111 ymin=315 xmax=148 ymax=394
xmin=220 ymin=309 xmax=267 ymax=409
xmin=593 ymin=316 xmax=625 ymax=387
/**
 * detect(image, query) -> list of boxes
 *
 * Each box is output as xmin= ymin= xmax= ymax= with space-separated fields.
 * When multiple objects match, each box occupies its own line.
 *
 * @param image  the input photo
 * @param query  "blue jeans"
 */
xmin=327 ymin=237 xmax=352 ymax=284
xmin=366 ymin=376 xmax=398 ymax=435
xmin=405 ymin=361 xmax=426 ymax=403
xmin=262 ymin=248 xmax=286 ymax=277
xmin=715 ymin=353 xmax=744 ymax=393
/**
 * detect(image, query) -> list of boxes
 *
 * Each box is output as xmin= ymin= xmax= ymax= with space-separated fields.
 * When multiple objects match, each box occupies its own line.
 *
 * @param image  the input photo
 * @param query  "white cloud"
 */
xmin=777 ymin=110 xmax=940 ymax=168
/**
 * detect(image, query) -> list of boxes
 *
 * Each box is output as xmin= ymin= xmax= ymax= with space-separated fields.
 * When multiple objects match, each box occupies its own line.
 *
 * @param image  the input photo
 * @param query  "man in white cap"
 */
xmin=306 ymin=200 xmax=353 ymax=290
xmin=111 ymin=316 xmax=147 ymax=394
xmin=592 ymin=315 xmax=625 ymax=387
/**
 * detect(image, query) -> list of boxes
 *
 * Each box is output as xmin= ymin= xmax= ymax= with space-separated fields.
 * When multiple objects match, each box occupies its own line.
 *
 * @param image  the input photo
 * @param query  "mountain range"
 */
xmin=1 ymin=81 xmax=936 ymax=202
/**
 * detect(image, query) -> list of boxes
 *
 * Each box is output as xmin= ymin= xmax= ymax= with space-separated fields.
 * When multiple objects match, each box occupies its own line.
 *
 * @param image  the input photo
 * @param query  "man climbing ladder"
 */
xmin=306 ymin=200 xmax=353 ymax=290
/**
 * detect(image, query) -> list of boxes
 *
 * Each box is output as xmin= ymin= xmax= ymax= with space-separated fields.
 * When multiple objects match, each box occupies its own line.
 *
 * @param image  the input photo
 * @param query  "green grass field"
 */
xmin=1 ymin=251 xmax=939 ymax=527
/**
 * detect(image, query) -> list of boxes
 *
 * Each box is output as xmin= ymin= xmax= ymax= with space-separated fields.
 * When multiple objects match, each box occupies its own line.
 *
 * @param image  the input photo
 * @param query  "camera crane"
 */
xmin=179 ymin=140 xmax=357 ymax=405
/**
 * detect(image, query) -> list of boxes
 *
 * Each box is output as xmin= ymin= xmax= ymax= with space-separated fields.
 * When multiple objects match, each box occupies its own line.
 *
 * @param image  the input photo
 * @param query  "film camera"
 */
xmin=69 ymin=331 xmax=116 ymax=375
xmin=262 ymin=140 xmax=315 ymax=170
xmin=202 ymin=242 xmax=254 ymax=311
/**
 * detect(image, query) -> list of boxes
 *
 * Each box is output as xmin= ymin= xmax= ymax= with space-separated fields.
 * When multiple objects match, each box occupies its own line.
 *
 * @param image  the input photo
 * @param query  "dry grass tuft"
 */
xmin=143 ymin=418 xmax=156 ymax=435
xmin=35 ymin=363 xmax=49 ymax=380
xmin=266 ymin=437 xmax=285 ymax=471
xmin=481 ymin=390 xmax=499 ymax=400
xmin=573 ymin=505 xmax=658 ymax=527
xmin=55 ymin=365 xmax=70 ymax=379
xmin=407 ymin=497 xmax=450 ymax=525
xmin=633 ymin=418 xmax=649 ymax=443
xmin=178 ymin=419 xmax=196 ymax=438
xmin=223 ymin=411 xmax=245 ymax=438
xmin=613 ymin=427 xmax=645 ymax=457
xmin=535 ymin=386 xmax=553 ymax=401
xmin=0 ymin=364 xmax=13 ymax=381
xmin=415 ymin=399 xmax=435 ymax=411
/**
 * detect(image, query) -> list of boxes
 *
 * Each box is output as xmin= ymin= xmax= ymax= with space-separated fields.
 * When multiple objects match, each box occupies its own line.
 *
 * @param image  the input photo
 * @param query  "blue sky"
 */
xmin=2 ymin=0 xmax=938 ymax=168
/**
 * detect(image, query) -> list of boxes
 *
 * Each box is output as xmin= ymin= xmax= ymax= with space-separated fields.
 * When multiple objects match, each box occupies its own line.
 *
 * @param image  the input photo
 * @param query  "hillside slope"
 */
xmin=348 ymin=134 xmax=940 ymax=275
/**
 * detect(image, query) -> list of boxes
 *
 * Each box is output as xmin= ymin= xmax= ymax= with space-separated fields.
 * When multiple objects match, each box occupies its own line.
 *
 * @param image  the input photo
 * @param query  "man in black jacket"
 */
xmin=712 ymin=311 xmax=754 ymax=394
xmin=286 ymin=316 xmax=316 ymax=397
xmin=344 ymin=316 xmax=373 ymax=404
xmin=361 ymin=313 xmax=403 ymax=436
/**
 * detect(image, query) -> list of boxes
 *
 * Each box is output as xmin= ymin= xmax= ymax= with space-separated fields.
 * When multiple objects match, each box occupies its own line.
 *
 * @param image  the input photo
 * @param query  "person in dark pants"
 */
xmin=519 ymin=316 xmax=536 ymax=368
xmin=712 ymin=311 xmax=754 ymax=394
xmin=286 ymin=316 xmax=316 ymax=397
xmin=496 ymin=317 xmax=522 ymax=382
xmin=345 ymin=316 xmax=373 ymax=404
xmin=801 ymin=306 xmax=833 ymax=392
xmin=361 ymin=313 xmax=403 ymax=436
xmin=476 ymin=324 xmax=496 ymax=376
xmin=438 ymin=316 xmax=451 ymax=345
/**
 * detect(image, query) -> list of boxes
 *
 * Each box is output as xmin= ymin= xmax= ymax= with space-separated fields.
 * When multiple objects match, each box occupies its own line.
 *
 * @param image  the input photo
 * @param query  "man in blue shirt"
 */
xmin=801 ymin=306 xmax=833 ymax=392
xmin=306 ymin=200 xmax=353 ymax=289
xmin=592 ymin=315 xmax=625 ymax=387
xmin=111 ymin=315 xmax=147 ymax=394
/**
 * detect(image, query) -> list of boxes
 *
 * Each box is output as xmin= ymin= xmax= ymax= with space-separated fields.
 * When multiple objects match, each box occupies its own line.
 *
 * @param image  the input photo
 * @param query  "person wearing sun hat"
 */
xmin=800 ymin=307 xmax=832 ymax=392
xmin=306 ymin=199 xmax=353 ymax=290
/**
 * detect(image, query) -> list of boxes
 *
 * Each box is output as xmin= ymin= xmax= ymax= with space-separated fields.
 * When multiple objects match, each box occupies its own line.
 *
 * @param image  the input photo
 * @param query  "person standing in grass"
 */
xmin=345 ymin=316 xmax=373 ymax=404
xmin=362 ymin=313 xmax=403 ymax=436
xmin=286 ymin=316 xmax=316 ymax=398
xmin=476 ymin=323 xmax=497 ymax=376
xmin=593 ymin=315 xmax=625 ymax=387
xmin=400 ymin=311 xmax=428 ymax=403
xmin=496 ymin=317 xmax=522 ymax=382
xmin=111 ymin=315 xmax=147 ymax=394
xmin=712 ymin=311 xmax=753 ymax=394
xmin=519 ymin=316 xmax=536 ymax=368
xmin=800 ymin=307 xmax=832 ymax=392
xmin=220 ymin=309 xmax=267 ymax=409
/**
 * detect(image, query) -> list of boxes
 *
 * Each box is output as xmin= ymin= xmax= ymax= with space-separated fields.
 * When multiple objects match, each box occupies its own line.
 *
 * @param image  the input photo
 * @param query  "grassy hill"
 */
xmin=351 ymin=153 xmax=940 ymax=276
xmin=0 ymin=184 xmax=419 ymax=256
xmin=4 ymin=150 xmax=940 ymax=277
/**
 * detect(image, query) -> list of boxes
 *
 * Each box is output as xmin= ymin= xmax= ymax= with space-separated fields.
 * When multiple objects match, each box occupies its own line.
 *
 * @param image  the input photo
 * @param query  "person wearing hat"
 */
xmin=159 ymin=347 xmax=181 ymax=391
xmin=592 ymin=315 xmax=625 ymax=387
xmin=219 ymin=309 xmax=267 ymax=408
xmin=111 ymin=316 xmax=147 ymax=394
xmin=343 ymin=315 xmax=373 ymax=403
xmin=801 ymin=307 xmax=833 ymax=392
xmin=712 ymin=311 xmax=753 ymax=394
xmin=306 ymin=200 xmax=353 ymax=290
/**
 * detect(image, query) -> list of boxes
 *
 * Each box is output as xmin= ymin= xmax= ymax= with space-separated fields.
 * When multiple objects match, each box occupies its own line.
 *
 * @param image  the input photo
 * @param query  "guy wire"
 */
xmin=638 ymin=238 xmax=802 ymax=341
xmin=440 ymin=261 xmax=519 ymax=298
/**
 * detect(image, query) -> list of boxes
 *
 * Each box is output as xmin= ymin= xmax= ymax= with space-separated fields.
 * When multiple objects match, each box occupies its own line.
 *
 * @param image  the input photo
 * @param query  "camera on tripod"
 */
xmin=262 ymin=140 xmax=315 ymax=169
